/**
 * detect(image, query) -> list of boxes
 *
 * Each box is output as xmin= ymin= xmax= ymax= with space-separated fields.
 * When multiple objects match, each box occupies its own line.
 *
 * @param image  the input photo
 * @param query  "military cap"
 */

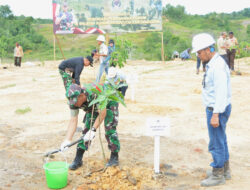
xmin=66 ymin=84 xmax=82 ymax=106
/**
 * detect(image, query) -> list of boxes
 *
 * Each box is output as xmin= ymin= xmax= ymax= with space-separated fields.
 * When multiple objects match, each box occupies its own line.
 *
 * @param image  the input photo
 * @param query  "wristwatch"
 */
xmin=91 ymin=127 xmax=96 ymax=132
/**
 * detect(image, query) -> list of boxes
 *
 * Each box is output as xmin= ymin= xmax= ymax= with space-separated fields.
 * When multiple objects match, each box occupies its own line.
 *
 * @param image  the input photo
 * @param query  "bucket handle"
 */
xmin=43 ymin=151 xmax=68 ymax=166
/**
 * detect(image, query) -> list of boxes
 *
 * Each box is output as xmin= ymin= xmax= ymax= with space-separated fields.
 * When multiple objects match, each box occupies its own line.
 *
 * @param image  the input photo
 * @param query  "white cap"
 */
xmin=191 ymin=33 xmax=215 ymax=53
xmin=108 ymin=67 xmax=117 ymax=78
xmin=96 ymin=35 xmax=105 ymax=42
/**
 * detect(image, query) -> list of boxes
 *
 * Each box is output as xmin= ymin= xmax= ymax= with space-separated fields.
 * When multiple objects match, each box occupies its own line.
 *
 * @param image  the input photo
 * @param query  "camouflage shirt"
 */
xmin=70 ymin=87 xmax=98 ymax=113
xmin=66 ymin=83 xmax=98 ymax=112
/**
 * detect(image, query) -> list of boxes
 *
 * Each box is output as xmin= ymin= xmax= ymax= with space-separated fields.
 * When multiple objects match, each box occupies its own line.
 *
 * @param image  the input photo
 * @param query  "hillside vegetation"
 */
xmin=0 ymin=5 xmax=51 ymax=62
xmin=0 ymin=4 xmax=249 ymax=63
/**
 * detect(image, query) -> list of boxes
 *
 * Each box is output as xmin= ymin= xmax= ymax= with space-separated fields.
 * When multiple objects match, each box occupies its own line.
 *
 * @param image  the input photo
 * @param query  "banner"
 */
xmin=52 ymin=0 xmax=162 ymax=34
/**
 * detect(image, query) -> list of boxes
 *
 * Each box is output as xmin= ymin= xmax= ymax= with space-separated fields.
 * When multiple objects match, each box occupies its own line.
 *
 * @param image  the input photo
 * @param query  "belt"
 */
xmin=207 ymin=107 xmax=213 ymax=111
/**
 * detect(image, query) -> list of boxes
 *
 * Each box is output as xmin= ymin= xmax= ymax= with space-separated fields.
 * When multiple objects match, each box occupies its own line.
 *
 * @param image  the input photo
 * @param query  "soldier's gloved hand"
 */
xmin=83 ymin=128 xmax=96 ymax=142
xmin=60 ymin=140 xmax=71 ymax=152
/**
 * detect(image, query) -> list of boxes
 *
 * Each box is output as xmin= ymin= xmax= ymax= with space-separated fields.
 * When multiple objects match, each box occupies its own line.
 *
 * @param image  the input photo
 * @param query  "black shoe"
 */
xmin=69 ymin=148 xmax=85 ymax=170
xmin=106 ymin=152 xmax=119 ymax=167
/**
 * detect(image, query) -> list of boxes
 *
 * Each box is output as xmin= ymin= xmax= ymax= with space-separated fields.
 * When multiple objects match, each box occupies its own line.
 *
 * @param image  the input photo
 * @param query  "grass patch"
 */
xmin=15 ymin=107 xmax=32 ymax=115
xmin=0 ymin=84 xmax=16 ymax=89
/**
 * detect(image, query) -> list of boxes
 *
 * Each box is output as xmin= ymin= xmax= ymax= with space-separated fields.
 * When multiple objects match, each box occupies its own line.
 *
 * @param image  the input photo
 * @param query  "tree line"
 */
xmin=142 ymin=4 xmax=250 ymax=60
xmin=0 ymin=4 xmax=249 ymax=62
xmin=0 ymin=5 xmax=51 ymax=59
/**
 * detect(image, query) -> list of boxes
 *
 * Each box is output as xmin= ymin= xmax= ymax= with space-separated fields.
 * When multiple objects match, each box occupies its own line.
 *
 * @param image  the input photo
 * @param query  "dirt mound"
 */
xmin=77 ymin=161 xmax=160 ymax=190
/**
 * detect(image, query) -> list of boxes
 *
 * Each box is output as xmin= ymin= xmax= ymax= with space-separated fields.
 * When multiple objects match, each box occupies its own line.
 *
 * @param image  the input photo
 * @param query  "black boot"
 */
xmin=106 ymin=152 xmax=119 ymax=167
xmin=69 ymin=148 xmax=85 ymax=170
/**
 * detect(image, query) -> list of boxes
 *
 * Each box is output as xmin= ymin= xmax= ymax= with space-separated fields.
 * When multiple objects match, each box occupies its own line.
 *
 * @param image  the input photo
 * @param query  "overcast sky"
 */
xmin=0 ymin=0 xmax=249 ymax=19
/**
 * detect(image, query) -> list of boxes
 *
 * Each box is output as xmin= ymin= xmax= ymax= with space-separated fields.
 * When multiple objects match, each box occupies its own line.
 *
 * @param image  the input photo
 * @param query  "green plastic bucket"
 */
xmin=43 ymin=161 xmax=68 ymax=189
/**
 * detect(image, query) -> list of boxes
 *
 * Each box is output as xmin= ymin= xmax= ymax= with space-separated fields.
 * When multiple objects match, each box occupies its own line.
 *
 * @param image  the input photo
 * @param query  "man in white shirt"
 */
xmin=106 ymin=67 xmax=128 ymax=96
xmin=96 ymin=35 xmax=108 ymax=83
xmin=14 ymin=43 xmax=24 ymax=67
xmin=192 ymin=33 xmax=232 ymax=187
xmin=217 ymin=32 xmax=229 ymax=67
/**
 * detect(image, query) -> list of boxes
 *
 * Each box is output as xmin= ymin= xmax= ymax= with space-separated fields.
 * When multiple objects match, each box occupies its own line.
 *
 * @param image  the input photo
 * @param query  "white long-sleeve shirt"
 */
xmin=217 ymin=37 xmax=227 ymax=55
xmin=99 ymin=43 xmax=108 ymax=64
xmin=202 ymin=53 xmax=231 ymax=113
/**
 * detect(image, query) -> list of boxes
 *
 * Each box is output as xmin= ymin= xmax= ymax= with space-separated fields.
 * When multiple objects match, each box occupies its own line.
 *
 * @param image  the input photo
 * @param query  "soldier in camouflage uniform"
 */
xmin=60 ymin=83 xmax=120 ymax=170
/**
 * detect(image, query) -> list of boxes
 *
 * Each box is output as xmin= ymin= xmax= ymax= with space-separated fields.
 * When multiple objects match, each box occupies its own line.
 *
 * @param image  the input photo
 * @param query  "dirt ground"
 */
xmin=0 ymin=57 xmax=250 ymax=190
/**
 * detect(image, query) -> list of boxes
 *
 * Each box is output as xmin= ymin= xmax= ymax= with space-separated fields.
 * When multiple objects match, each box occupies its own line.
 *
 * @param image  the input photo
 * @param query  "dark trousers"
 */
xmin=221 ymin=54 xmax=229 ymax=68
xmin=118 ymin=85 xmax=128 ymax=96
xmin=227 ymin=49 xmax=236 ymax=70
xmin=197 ymin=57 xmax=206 ymax=71
xmin=14 ymin=57 xmax=22 ymax=67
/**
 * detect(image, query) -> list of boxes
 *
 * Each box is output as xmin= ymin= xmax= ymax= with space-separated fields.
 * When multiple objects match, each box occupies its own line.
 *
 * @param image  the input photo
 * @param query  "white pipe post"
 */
xmin=154 ymin=135 xmax=160 ymax=174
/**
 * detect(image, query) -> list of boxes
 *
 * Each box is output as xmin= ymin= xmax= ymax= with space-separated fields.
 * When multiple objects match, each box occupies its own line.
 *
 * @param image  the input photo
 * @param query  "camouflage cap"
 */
xmin=66 ymin=84 xmax=82 ymax=106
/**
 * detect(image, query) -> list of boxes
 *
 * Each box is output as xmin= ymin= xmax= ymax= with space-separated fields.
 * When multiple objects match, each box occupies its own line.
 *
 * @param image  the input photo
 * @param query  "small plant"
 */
xmin=110 ymin=37 xmax=133 ymax=68
xmin=32 ymin=78 xmax=36 ymax=82
xmin=86 ymin=81 xmax=126 ymax=110
xmin=15 ymin=107 xmax=32 ymax=114
xmin=0 ymin=84 xmax=16 ymax=89
xmin=85 ymin=81 xmax=127 ymax=165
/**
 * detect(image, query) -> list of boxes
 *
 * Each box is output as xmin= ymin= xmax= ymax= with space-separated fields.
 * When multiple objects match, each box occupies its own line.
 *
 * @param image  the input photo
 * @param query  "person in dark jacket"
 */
xmin=59 ymin=56 xmax=93 ymax=89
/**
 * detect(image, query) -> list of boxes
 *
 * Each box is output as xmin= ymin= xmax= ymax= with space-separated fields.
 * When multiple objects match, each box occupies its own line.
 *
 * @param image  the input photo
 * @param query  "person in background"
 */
xmin=196 ymin=55 xmax=201 ymax=74
xmin=192 ymin=33 xmax=232 ymax=187
xmin=180 ymin=48 xmax=191 ymax=60
xmin=106 ymin=67 xmax=128 ymax=97
xmin=196 ymin=52 xmax=207 ymax=74
xmin=171 ymin=51 xmax=179 ymax=59
xmin=93 ymin=40 xmax=115 ymax=83
xmin=14 ymin=43 xmax=24 ymax=67
xmin=95 ymin=35 xmax=108 ymax=83
xmin=106 ymin=39 xmax=116 ymax=66
xmin=217 ymin=32 xmax=229 ymax=67
xmin=226 ymin=32 xmax=238 ymax=71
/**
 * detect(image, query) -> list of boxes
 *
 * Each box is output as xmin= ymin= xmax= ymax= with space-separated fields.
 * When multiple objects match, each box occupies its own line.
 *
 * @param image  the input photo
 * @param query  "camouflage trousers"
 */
xmin=77 ymin=103 xmax=120 ymax=153
xmin=59 ymin=69 xmax=73 ymax=90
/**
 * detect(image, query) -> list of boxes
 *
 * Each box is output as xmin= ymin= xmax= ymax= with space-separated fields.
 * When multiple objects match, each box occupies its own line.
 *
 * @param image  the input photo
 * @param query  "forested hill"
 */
xmin=159 ymin=5 xmax=250 ymax=60
xmin=0 ymin=4 xmax=249 ymax=62
xmin=0 ymin=5 xmax=52 ymax=61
